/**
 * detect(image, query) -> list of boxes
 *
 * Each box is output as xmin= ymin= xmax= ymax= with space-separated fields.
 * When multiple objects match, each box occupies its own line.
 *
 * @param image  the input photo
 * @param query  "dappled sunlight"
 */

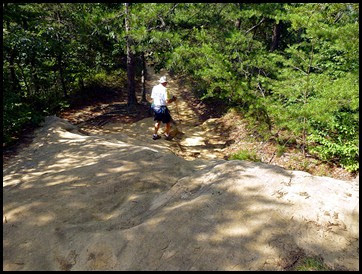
xmin=126 ymin=194 xmax=142 ymax=202
xmin=45 ymin=178 xmax=80 ymax=187
xmin=216 ymin=225 xmax=252 ymax=238
xmin=3 ymin=68 xmax=359 ymax=271
xmin=52 ymin=158 xmax=98 ymax=168
xmin=58 ymin=134 xmax=90 ymax=142
xmin=35 ymin=213 xmax=56 ymax=226
xmin=3 ymin=176 xmax=22 ymax=187
xmin=143 ymin=215 xmax=167 ymax=228
xmin=107 ymin=164 xmax=135 ymax=173
xmin=181 ymin=136 xmax=205 ymax=146
xmin=163 ymin=199 xmax=197 ymax=212
xmin=3 ymin=2 xmax=358 ymax=270
xmin=4 ymin=201 xmax=45 ymax=223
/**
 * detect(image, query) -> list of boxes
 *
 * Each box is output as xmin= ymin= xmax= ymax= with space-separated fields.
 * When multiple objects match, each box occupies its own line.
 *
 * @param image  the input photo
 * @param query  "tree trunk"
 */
xmin=16 ymin=59 xmax=31 ymax=96
xmin=79 ymin=75 xmax=85 ymax=92
xmin=57 ymin=52 xmax=68 ymax=98
xmin=55 ymin=5 xmax=68 ymax=99
xmin=302 ymin=118 xmax=306 ymax=157
xmin=270 ymin=21 xmax=283 ymax=52
xmin=235 ymin=19 xmax=241 ymax=29
xmin=9 ymin=50 xmax=20 ymax=94
xmin=125 ymin=3 xmax=137 ymax=107
xmin=6 ymin=16 xmax=21 ymax=94
xmin=141 ymin=52 xmax=147 ymax=103
xmin=30 ymin=56 xmax=40 ymax=95
xmin=234 ymin=3 xmax=242 ymax=29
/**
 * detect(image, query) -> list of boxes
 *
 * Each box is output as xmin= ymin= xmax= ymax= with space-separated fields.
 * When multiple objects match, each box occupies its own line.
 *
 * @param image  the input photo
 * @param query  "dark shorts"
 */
xmin=153 ymin=106 xmax=171 ymax=124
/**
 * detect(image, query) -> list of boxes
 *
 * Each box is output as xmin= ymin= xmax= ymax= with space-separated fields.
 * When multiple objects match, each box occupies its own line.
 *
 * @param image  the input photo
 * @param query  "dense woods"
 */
xmin=3 ymin=3 xmax=359 ymax=172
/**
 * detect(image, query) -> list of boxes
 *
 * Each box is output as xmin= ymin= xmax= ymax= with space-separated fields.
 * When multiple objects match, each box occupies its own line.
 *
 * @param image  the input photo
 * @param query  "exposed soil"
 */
xmin=3 ymin=65 xmax=359 ymax=271
xmin=3 ymin=65 xmax=357 ymax=183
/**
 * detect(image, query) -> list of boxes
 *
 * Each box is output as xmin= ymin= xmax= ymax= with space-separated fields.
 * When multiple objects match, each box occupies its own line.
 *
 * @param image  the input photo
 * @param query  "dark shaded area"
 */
xmin=3 ymin=79 xmax=151 ymax=165
xmin=68 ymin=86 xmax=123 ymax=110
xmin=75 ymin=103 xmax=152 ymax=127
xmin=175 ymin=77 xmax=228 ymax=123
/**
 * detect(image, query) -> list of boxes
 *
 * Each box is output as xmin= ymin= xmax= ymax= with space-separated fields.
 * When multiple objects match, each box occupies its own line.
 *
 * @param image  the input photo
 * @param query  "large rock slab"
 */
xmin=3 ymin=116 xmax=359 ymax=270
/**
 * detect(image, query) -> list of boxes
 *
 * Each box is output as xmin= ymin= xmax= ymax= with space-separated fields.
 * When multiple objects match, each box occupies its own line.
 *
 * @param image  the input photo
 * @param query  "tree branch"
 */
xmin=245 ymin=17 xmax=265 ymax=34
xmin=292 ymin=65 xmax=308 ymax=75
xmin=148 ymin=4 xmax=179 ymax=31
xmin=257 ymin=82 xmax=265 ymax=97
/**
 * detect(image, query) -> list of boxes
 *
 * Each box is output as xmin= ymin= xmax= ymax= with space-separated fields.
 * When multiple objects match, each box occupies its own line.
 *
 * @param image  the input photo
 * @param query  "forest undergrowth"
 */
xmin=3 ymin=3 xmax=358 ymax=181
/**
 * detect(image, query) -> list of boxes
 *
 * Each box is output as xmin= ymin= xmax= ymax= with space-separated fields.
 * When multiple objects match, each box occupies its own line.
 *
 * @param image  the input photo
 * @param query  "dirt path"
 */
xmin=3 ymin=67 xmax=359 ymax=271
xmin=82 ymin=66 xmax=231 ymax=161
xmin=55 ymin=65 xmax=355 ymax=182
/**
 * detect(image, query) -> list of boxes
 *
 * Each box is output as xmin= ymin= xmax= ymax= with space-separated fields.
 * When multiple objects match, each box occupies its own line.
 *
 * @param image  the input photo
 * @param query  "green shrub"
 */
xmin=3 ymin=92 xmax=44 ymax=146
xmin=276 ymin=144 xmax=286 ymax=157
xmin=308 ymin=112 xmax=359 ymax=172
xmin=86 ymin=69 xmax=127 ymax=89
xmin=229 ymin=149 xmax=261 ymax=162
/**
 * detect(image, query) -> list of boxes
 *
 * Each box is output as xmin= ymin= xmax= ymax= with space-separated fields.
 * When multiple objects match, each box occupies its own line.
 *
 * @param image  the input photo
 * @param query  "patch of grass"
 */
xmin=299 ymin=159 xmax=311 ymax=172
xmin=229 ymin=149 xmax=261 ymax=162
xmin=276 ymin=144 xmax=286 ymax=157
xmin=313 ymin=164 xmax=331 ymax=177
xmin=294 ymin=256 xmax=330 ymax=271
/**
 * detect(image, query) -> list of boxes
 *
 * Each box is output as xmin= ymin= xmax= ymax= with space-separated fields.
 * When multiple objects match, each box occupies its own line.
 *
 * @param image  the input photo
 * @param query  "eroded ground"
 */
xmin=3 ymin=67 xmax=359 ymax=271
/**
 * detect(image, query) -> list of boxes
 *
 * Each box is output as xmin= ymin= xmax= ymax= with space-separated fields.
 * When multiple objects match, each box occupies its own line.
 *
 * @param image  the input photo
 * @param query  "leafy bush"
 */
xmin=3 ymin=92 xmax=44 ymax=145
xmin=276 ymin=144 xmax=286 ymax=158
xmin=308 ymin=112 xmax=359 ymax=172
xmin=85 ymin=69 xmax=127 ymax=90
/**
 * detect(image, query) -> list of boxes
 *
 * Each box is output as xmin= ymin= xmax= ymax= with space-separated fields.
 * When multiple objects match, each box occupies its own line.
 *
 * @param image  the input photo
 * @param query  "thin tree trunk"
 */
xmin=16 ymin=59 xmax=31 ymax=96
xmin=6 ymin=16 xmax=21 ymax=94
xmin=235 ymin=19 xmax=241 ymax=29
xmin=57 ymin=52 xmax=68 ymax=98
xmin=302 ymin=118 xmax=306 ymax=157
xmin=141 ymin=52 xmax=147 ymax=103
xmin=234 ymin=3 xmax=242 ymax=29
xmin=30 ymin=56 xmax=40 ymax=95
xmin=301 ymin=40 xmax=314 ymax=157
xmin=125 ymin=3 xmax=137 ymax=107
xmin=55 ymin=6 xmax=68 ymax=99
xmin=79 ymin=75 xmax=85 ymax=92
xmin=9 ymin=50 xmax=20 ymax=93
xmin=270 ymin=21 xmax=283 ymax=52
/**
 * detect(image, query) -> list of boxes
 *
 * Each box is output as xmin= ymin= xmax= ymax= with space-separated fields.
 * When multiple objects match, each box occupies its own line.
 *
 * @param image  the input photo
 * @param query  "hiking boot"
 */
xmin=152 ymin=134 xmax=161 ymax=140
xmin=164 ymin=134 xmax=172 ymax=141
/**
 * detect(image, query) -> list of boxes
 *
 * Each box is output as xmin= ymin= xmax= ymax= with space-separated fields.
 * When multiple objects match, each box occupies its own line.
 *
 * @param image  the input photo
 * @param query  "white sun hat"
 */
xmin=159 ymin=76 xmax=168 ymax=83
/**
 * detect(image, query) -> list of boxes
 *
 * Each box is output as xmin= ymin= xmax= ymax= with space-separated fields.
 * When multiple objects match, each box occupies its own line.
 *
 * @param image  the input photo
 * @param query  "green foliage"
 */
xmin=276 ymin=145 xmax=286 ymax=158
xmin=3 ymin=3 xmax=359 ymax=174
xmin=229 ymin=149 xmax=261 ymax=162
xmin=308 ymin=111 xmax=359 ymax=172
xmin=3 ymin=3 xmax=128 ymax=146
xmin=294 ymin=256 xmax=330 ymax=271
xmin=263 ymin=3 xmax=358 ymax=171
xmin=3 ymin=92 xmax=44 ymax=145
xmin=86 ymin=69 xmax=126 ymax=89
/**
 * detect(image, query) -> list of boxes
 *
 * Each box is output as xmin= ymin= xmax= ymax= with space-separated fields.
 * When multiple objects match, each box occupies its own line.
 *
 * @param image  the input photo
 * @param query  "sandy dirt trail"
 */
xmin=98 ymin=66 xmax=229 ymax=161
xmin=3 ymin=67 xmax=359 ymax=271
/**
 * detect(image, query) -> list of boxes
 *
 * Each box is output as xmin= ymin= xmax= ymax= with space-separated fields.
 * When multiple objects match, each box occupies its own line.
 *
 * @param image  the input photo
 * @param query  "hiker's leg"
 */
xmin=164 ymin=107 xmax=172 ymax=136
xmin=154 ymin=122 xmax=161 ymax=135
xmin=165 ymin=122 xmax=171 ymax=136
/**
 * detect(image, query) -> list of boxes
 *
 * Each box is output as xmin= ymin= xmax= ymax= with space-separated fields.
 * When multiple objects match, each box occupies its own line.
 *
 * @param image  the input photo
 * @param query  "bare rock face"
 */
xmin=3 ymin=116 xmax=359 ymax=271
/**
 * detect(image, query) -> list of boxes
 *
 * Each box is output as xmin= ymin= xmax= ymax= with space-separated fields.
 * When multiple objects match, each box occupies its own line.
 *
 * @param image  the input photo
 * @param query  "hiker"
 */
xmin=151 ymin=76 xmax=177 ymax=140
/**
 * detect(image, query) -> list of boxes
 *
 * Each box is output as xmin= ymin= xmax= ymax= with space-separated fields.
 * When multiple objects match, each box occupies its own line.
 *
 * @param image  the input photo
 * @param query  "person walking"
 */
xmin=151 ymin=76 xmax=177 ymax=140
